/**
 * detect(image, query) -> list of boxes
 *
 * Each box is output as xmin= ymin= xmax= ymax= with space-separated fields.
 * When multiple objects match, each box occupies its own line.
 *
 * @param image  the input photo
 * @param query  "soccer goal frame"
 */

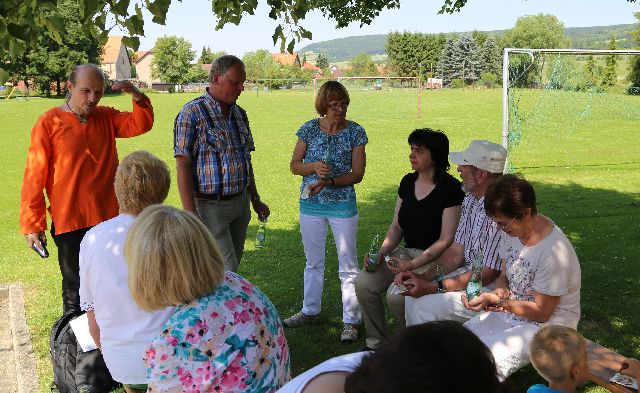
xmin=501 ymin=48 xmax=640 ymax=151
xmin=313 ymin=76 xmax=422 ymax=118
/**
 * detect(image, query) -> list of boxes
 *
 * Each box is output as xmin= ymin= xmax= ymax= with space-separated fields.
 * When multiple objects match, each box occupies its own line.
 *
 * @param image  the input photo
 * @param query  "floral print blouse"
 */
xmin=296 ymin=119 xmax=368 ymax=205
xmin=145 ymin=272 xmax=291 ymax=392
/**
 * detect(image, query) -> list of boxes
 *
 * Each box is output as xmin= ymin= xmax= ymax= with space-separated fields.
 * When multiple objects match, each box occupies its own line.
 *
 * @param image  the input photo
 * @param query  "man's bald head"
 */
xmin=68 ymin=64 xmax=106 ymax=87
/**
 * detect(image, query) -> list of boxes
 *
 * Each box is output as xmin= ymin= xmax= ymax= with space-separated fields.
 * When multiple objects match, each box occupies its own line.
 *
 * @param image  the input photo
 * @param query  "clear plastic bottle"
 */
xmin=255 ymin=220 xmax=266 ymax=249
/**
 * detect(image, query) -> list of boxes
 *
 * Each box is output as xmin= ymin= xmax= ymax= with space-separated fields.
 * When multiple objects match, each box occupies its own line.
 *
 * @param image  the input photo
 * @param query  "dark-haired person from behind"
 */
xmin=355 ymin=128 xmax=464 ymax=349
xmin=277 ymin=321 xmax=509 ymax=393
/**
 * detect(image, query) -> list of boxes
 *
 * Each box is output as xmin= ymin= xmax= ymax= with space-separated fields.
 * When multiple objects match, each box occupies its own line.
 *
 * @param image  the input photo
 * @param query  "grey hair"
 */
xmin=209 ymin=55 xmax=245 ymax=83
xmin=66 ymin=64 xmax=107 ymax=100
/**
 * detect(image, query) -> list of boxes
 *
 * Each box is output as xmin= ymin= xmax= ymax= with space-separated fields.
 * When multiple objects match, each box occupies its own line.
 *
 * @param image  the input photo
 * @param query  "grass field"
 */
xmin=1 ymin=88 xmax=638 ymax=392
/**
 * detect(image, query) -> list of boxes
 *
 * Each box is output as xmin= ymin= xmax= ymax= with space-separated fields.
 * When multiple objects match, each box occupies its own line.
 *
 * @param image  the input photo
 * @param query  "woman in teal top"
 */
xmin=284 ymin=81 xmax=368 ymax=344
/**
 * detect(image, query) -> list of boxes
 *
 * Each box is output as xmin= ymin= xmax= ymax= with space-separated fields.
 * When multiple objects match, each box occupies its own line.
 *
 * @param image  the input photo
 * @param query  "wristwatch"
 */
xmin=436 ymin=279 xmax=446 ymax=293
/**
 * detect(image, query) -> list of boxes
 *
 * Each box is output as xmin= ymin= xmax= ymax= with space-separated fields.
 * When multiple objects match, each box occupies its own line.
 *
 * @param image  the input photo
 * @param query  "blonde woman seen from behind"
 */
xmin=125 ymin=205 xmax=290 ymax=392
xmin=79 ymin=150 xmax=172 ymax=392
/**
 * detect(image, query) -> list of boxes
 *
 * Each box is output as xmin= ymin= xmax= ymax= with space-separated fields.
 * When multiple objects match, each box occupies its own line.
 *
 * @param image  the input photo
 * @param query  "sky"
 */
xmin=115 ymin=0 xmax=640 ymax=56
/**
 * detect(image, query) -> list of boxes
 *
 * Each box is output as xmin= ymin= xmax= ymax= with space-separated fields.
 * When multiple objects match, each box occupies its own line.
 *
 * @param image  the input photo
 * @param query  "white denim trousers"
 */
xmin=299 ymin=213 xmax=361 ymax=325
xmin=464 ymin=311 xmax=539 ymax=380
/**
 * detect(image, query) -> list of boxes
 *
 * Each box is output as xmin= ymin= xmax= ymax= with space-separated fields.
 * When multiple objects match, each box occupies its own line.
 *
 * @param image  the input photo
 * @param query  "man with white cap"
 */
xmin=396 ymin=139 xmax=508 ymax=326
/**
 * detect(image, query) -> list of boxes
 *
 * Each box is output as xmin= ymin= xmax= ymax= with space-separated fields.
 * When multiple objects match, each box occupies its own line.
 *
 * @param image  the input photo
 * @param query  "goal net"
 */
xmin=502 ymin=48 xmax=640 ymax=173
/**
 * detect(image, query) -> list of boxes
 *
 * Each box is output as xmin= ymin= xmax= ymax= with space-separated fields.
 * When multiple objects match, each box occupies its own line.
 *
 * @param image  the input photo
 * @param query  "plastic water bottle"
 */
xmin=465 ymin=253 xmax=483 ymax=301
xmin=255 ymin=220 xmax=266 ymax=249
xmin=322 ymin=136 xmax=333 ymax=180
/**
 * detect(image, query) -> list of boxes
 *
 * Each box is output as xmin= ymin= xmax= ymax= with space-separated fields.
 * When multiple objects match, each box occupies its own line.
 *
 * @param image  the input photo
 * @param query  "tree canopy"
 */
xmin=151 ymin=35 xmax=195 ymax=85
xmin=503 ymin=13 xmax=570 ymax=49
xmin=0 ymin=0 xmax=101 ymax=95
xmin=628 ymin=12 xmax=640 ymax=92
xmin=1 ymin=0 xmax=638 ymax=84
xmin=348 ymin=53 xmax=377 ymax=76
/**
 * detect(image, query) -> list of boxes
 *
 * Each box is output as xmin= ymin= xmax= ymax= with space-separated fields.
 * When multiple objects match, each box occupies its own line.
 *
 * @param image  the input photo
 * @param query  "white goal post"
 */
xmin=501 ymin=48 xmax=640 ymax=151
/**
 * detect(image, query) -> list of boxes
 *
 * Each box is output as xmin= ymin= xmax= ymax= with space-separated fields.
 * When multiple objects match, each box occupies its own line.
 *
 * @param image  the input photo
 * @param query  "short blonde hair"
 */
xmin=315 ymin=80 xmax=350 ymax=116
xmin=529 ymin=325 xmax=587 ymax=384
xmin=125 ymin=205 xmax=225 ymax=311
xmin=115 ymin=151 xmax=170 ymax=215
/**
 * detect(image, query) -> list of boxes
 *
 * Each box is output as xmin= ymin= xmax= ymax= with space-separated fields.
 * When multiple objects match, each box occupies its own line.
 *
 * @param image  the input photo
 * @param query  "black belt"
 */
xmin=195 ymin=191 xmax=243 ymax=201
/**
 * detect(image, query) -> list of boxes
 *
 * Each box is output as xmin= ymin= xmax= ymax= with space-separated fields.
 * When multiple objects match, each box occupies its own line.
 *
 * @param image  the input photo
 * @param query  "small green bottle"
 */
xmin=435 ymin=263 xmax=445 ymax=282
xmin=255 ymin=220 xmax=266 ymax=249
xmin=465 ymin=253 xmax=483 ymax=301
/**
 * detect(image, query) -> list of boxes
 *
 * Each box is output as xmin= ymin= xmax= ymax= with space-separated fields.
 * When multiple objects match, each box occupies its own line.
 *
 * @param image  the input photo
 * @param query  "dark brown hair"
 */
xmin=345 ymin=321 xmax=509 ymax=393
xmin=408 ymin=128 xmax=450 ymax=183
xmin=484 ymin=174 xmax=537 ymax=219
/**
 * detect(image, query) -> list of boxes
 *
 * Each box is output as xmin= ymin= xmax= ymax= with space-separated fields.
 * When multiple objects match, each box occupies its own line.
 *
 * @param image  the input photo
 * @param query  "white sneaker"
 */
xmin=341 ymin=323 xmax=359 ymax=343
xmin=283 ymin=311 xmax=319 ymax=327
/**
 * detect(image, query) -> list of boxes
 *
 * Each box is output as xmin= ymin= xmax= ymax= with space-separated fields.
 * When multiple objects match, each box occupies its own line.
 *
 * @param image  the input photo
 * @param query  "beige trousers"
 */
xmin=196 ymin=190 xmax=251 ymax=272
xmin=354 ymin=247 xmax=429 ymax=349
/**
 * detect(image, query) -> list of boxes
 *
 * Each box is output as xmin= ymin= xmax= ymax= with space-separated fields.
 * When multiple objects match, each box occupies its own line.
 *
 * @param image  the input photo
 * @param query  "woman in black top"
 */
xmin=367 ymin=129 xmax=464 ymax=272
xmin=356 ymin=129 xmax=464 ymax=349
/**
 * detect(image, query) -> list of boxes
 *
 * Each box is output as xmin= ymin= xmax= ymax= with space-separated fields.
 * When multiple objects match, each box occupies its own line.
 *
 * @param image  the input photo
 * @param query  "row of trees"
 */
xmin=150 ymin=37 xmax=316 ymax=87
xmin=386 ymin=14 xmax=567 ymax=86
xmin=384 ymin=13 xmax=640 ymax=92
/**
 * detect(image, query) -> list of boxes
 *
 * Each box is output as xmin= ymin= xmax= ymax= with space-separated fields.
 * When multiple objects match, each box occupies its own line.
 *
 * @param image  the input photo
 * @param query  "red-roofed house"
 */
xmin=100 ymin=36 xmax=132 ymax=80
xmin=302 ymin=61 xmax=323 ymax=78
xmin=272 ymin=52 xmax=301 ymax=67
xmin=200 ymin=64 xmax=212 ymax=75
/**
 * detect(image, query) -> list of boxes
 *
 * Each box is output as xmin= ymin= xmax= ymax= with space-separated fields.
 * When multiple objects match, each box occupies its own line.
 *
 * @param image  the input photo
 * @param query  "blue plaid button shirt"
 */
xmin=174 ymin=90 xmax=255 ymax=195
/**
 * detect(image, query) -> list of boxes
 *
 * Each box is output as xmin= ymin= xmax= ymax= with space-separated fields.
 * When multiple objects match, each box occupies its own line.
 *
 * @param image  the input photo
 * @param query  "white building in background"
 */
xmin=134 ymin=50 xmax=161 ymax=88
xmin=100 ymin=36 xmax=132 ymax=80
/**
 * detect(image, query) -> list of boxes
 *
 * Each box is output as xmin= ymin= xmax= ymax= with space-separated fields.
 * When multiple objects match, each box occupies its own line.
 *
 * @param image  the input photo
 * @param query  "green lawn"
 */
xmin=1 ymin=88 xmax=638 ymax=392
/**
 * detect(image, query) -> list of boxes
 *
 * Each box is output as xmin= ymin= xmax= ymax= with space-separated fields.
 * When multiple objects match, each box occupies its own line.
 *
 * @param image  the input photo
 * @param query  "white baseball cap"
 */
xmin=449 ymin=140 xmax=507 ymax=174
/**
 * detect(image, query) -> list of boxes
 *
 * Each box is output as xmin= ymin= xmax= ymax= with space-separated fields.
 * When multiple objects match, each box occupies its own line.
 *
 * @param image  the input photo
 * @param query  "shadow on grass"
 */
xmin=241 ymin=179 xmax=639 ymax=392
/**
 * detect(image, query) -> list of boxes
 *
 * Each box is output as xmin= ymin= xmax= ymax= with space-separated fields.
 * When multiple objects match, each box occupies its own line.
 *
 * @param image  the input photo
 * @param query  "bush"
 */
xmin=627 ymin=85 xmax=640 ymax=95
xmin=480 ymin=72 xmax=498 ymax=88
xmin=450 ymin=79 xmax=464 ymax=89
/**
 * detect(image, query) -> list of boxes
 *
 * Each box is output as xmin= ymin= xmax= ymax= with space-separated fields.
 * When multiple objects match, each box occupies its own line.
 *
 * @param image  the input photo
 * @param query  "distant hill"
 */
xmin=299 ymin=34 xmax=388 ymax=62
xmin=299 ymin=24 xmax=637 ymax=62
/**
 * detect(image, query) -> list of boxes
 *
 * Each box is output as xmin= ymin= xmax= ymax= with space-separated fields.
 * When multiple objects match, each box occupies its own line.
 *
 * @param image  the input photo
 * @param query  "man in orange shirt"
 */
xmin=20 ymin=63 xmax=154 ymax=314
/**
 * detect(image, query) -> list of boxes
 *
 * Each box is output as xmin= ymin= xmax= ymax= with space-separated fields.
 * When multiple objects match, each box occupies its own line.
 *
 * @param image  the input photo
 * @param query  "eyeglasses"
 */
xmin=494 ymin=217 xmax=516 ymax=231
xmin=327 ymin=101 xmax=349 ymax=110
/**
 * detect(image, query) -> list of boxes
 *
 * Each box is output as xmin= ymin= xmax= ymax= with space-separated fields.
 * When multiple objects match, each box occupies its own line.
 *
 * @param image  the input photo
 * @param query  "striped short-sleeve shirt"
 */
xmin=174 ymin=90 xmax=255 ymax=195
xmin=454 ymin=194 xmax=502 ymax=271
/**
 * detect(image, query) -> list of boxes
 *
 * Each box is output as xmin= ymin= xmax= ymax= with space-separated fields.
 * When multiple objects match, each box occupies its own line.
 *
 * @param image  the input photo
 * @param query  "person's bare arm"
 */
xmin=87 ymin=310 xmax=101 ymax=350
xmin=176 ymin=156 xmax=197 ymax=216
xmin=390 ymin=205 xmax=461 ymax=274
xmin=301 ymin=371 xmax=350 ymax=393
xmin=333 ymin=144 xmax=366 ymax=186
xmin=379 ymin=197 xmax=403 ymax=256
xmin=290 ymin=139 xmax=330 ymax=177
xmin=309 ymin=144 xmax=366 ymax=196
xmin=442 ymin=258 xmax=508 ymax=291
xmin=500 ymin=291 xmax=561 ymax=323
xmin=620 ymin=358 xmax=640 ymax=381
xmin=364 ymin=197 xmax=403 ymax=271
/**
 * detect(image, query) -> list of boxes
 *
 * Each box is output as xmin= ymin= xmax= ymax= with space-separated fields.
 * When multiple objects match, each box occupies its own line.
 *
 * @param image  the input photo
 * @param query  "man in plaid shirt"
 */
xmin=174 ymin=55 xmax=270 ymax=272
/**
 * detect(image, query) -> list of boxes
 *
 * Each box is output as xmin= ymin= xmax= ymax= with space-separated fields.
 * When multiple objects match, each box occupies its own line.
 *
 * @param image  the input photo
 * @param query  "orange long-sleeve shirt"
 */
xmin=20 ymin=96 xmax=154 ymax=235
